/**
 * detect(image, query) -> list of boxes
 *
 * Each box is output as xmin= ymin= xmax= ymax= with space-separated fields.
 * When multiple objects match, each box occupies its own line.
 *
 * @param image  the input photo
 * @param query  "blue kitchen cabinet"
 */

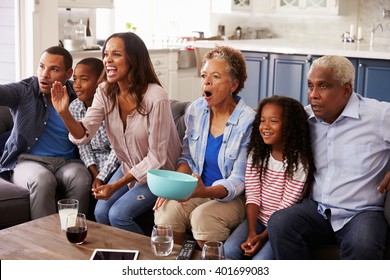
xmin=348 ymin=57 xmax=359 ymax=90
xmin=357 ymin=59 xmax=390 ymax=102
xmin=268 ymin=53 xmax=311 ymax=105
xmin=238 ymin=51 xmax=269 ymax=109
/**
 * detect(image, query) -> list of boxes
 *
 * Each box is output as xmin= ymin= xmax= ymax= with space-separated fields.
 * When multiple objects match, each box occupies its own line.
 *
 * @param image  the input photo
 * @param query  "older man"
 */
xmin=268 ymin=55 xmax=390 ymax=259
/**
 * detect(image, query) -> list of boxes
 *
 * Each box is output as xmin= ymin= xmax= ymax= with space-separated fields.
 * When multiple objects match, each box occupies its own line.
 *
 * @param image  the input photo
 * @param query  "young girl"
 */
xmin=224 ymin=95 xmax=315 ymax=260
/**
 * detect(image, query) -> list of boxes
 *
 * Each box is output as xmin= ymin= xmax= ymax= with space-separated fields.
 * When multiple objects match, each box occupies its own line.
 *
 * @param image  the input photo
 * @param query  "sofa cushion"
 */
xmin=0 ymin=178 xmax=30 ymax=229
xmin=169 ymin=100 xmax=190 ymax=143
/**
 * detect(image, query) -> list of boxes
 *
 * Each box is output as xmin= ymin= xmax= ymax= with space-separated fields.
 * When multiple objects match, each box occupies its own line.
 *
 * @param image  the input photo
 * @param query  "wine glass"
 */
xmin=150 ymin=224 xmax=174 ymax=256
xmin=201 ymin=241 xmax=225 ymax=260
xmin=65 ymin=213 xmax=88 ymax=245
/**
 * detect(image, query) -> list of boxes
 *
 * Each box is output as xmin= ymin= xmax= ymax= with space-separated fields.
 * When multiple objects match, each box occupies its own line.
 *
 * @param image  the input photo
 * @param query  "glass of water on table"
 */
xmin=151 ymin=224 xmax=174 ymax=256
xmin=57 ymin=199 xmax=79 ymax=231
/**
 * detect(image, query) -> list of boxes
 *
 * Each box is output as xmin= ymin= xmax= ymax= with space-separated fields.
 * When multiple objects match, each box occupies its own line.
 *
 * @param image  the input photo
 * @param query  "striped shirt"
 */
xmin=245 ymin=154 xmax=308 ymax=226
xmin=69 ymin=99 xmax=119 ymax=182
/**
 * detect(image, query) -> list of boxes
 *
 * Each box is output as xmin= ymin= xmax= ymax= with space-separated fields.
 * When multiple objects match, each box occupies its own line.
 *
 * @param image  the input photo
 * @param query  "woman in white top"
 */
xmin=51 ymin=32 xmax=181 ymax=235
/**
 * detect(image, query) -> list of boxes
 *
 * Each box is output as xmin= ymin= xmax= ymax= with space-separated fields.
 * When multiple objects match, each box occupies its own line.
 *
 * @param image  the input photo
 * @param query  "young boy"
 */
xmin=69 ymin=57 xmax=119 ymax=191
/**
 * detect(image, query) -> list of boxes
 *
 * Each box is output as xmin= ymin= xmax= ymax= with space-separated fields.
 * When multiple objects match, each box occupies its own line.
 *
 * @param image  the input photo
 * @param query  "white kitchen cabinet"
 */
xmin=177 ymin=68 xmax=201 ymax=102
xmin=231 ymin=0 xmax=275 ymax=13
xmin=252 ymin=0 xmax=275 ymax=13
xmin=149 ymin=50 xmax=179 ymax=100
xmin=276 ymin=0 xmax=340 ymax=15
xmin=58 ymin=0 xmax=114 ymax=8
xmin=231 ymin=0 xmax=252 ymax=11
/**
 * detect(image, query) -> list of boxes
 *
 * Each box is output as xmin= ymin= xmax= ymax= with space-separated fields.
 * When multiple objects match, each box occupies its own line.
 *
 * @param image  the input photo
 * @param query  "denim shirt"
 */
xmin=178 ymin=96 xmax=255 ymax=202
xmin=0 ymin=76 xmax=76 ymax=177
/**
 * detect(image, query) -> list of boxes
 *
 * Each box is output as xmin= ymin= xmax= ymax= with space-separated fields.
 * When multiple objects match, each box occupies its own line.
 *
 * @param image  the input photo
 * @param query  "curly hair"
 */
xmin=247 ymin=95 xmax=315 ymax=198
xmin=202 ymin=46 xmax=247 ymax=95
xmin=101 ymin=32 xmax=161 ymax=115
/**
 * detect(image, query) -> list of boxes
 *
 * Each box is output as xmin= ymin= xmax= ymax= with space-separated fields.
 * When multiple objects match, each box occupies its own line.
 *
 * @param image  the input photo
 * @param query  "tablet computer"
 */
xmin=90 ymin=249 xmax=139 ymax=260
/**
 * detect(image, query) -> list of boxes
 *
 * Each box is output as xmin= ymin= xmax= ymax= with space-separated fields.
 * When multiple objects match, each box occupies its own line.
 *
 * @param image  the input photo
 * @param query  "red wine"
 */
xmin=66 ymin=226 xmax=87 ymax=244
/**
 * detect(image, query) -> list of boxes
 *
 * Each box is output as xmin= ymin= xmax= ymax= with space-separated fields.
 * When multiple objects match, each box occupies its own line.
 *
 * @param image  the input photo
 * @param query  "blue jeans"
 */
xmin=94 ymin=167 xmax=157 ymax=235
xmin=268 ymin=198 xmax=388 ymax=259
xmin=224 ymin=219 xmax=274 ymax=260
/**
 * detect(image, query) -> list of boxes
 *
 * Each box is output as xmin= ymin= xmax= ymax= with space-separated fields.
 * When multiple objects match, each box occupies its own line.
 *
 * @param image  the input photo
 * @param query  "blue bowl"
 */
xmin=147 ymin=170 xmax=198 ymax=200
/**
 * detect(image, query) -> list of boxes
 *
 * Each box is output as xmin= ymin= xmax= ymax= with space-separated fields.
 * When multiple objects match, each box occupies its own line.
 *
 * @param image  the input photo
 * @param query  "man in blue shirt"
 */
xmin=268 ymin=55 xmax=390 ymax=259
xmin=0 ymin=46 xmax=92 ymax=220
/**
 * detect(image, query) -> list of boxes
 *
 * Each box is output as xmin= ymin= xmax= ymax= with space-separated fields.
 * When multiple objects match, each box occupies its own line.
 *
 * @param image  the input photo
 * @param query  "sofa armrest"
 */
xmin=0 ymin=178 xmax=31 ymax=229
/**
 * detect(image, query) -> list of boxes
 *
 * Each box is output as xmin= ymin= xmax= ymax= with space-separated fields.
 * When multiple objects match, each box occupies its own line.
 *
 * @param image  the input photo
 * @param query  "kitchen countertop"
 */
xmin=69 ymin=47 xmax=179 ymax=56
xmin=193 ymin=38 xmax=390 ymax=60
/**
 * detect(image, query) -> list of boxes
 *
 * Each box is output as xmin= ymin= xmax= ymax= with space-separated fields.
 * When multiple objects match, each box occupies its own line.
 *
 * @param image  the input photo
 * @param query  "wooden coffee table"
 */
xmin=0 ymin=214 xmax=200 ymax=260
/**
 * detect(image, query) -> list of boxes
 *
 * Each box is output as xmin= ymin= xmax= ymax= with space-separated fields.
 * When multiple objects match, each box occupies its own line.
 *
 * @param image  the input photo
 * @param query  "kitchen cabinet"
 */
xmin=305 ymin=56 xmax=390 ymax=102
xmin=231 ymin=0 xmax=274 ymax=13
xmin=238 ymin=51 xmax=269 ymax=109
xmin=58 ymin=0 xmax=114 ymax=8
xmin=177 ymin=68 xmax=201 ymax=102
xmin=276 ymin=0 xmax=340 ymax=15
xmin=149 ymin=50 xmax=179 ymax=100
xmin=357 ymin=59 xmax=390 ymax=102
xmin=231 ymin=0 xmax=251 ymax=11
xmin=268 ymin=53 xmax=311 ymax=105
xmin=252 ymin=0 xmax=275 ymax=12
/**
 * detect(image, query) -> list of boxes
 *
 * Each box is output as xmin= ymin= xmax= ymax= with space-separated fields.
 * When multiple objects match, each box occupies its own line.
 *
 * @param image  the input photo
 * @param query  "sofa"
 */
xmin=0 ymin=107 xmax=30 ymax=229
xmin=1 ymin=101 xmax=389 ymax=259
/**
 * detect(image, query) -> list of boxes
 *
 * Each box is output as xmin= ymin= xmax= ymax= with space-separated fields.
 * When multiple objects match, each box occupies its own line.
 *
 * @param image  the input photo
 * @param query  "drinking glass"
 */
xmin=201 ymin=241 xmax=225 ymax=260
xmin=65 ymin=213 xmax=88 ymax=245
xmin=150 ymin=224 xmax=174 ymax=256
xmin=58 ymin=199 xmax=79 ymax=231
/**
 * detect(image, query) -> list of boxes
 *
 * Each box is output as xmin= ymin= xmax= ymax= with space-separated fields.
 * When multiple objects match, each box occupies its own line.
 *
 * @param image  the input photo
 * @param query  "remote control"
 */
xmin=176 ymin=240 xmax=196 ymax=260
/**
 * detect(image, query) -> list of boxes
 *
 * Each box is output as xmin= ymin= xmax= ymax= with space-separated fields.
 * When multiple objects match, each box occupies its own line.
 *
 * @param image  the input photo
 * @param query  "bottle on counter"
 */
xmin=235 ymin=26 xmax=242 ymax=40
xmin=85 ymin=18 xmax=93 ymax=47
xmin=86 ymin=18 xmax=92 ymax=37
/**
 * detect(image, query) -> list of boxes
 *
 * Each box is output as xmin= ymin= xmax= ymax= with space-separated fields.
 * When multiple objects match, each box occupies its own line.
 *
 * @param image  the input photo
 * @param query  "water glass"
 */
xmin=65 ymin=213 xmax=88 ymax=245
xmin=201 ymin=241 xmax=225 ymax=260
xmin=151 ymin=224 xmax=174 ymax=256
xmin=57 ymin=199 xmax=79 ymax=231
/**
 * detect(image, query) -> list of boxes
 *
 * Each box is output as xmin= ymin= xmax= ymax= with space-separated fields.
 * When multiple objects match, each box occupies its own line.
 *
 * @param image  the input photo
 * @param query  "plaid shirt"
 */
xmin=69 ymin=99 xmax=119 ymax=182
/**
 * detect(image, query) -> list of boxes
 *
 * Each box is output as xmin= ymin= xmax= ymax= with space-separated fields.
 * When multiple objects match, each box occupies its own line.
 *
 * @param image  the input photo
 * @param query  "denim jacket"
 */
xmin=178 ymin=96 xmax=255 ymax=202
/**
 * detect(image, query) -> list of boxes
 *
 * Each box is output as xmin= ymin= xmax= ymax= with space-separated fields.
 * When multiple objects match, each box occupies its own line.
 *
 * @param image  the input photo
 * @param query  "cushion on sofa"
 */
xmin=0 ymin=178 xmax=30 ymax=229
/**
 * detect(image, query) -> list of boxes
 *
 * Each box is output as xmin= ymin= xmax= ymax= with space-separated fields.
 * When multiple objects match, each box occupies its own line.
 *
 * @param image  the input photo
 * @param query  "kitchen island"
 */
xmin=193 ymin=38 xmax=390 ymax=106
xmin=193 ymin=38 xmax=390 ymax=60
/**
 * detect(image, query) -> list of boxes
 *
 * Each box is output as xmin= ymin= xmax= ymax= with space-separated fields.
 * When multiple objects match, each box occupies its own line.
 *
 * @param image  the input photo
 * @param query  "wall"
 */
xmin=0 ymin=0 xmax=15 ymax=84
xmin=358 ymin=0 xmax=390 ymax=43
xmin=113 ymin=0 xmax=211 ymax=47
xmin=209 ymin=0 xmax=390 ymax=43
